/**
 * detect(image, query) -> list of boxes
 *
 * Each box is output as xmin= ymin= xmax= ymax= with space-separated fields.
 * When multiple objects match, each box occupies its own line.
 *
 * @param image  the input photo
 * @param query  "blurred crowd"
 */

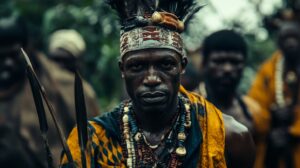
xmin=1 ymin=1 xmax=300 ymax=168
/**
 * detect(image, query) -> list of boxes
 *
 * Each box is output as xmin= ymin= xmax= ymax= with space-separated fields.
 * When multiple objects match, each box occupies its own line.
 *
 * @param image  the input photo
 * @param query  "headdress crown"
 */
xmin=106 ymin=0 xmax=203 ymax=57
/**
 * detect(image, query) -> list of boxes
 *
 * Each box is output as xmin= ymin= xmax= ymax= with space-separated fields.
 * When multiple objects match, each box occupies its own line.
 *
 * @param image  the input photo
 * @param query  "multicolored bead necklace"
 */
xmin=120 ymin=96 xmax=191 ymax=168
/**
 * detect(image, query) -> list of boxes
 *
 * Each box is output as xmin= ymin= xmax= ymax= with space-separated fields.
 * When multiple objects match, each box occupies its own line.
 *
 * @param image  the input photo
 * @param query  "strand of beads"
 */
xmin=175 ymin=97 xmax=188 ymax=157
xmin=121 ymin=96 xmax=191 ymax=167
xmin=127 ymin=104 xmax=137 ymax=166
xmin=184 ymin=99 xmax=192 ymax=129
xmin=122 ymin=104 xmax=135 ymax=168
xmin=275 ymin=57 xmax=285 ymax=108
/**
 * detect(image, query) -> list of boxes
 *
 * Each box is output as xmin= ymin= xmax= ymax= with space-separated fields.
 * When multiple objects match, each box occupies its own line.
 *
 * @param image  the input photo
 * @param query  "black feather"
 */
xmin=27 ymin=66 xmax=54 ymax=168
xmin=106 ymin=0 xmax=203 ymax=30
xmin=75 ymin=71 xmax=88 ymax=168
xmin=183 ymin=4 xmax=204 ymax=26
xmin=21 ymin=48 xmax=76 ymax=168
xmin=106 ymin=0 xmax=127 ymax=19
xmin=27 ymin=67 xmax=48 ymax=133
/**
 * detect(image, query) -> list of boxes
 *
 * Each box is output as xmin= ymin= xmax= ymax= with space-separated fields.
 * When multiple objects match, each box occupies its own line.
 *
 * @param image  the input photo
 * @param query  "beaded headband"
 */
xmin=120 ymin=26 xmax=184 ymax=57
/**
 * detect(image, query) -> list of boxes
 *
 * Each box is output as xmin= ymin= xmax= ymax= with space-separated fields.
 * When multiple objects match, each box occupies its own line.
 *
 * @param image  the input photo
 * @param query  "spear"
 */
xmin=74 ymin=70 xmax=88 ymax=168
xmin=20 ymin=48 xmax=76 ymax=168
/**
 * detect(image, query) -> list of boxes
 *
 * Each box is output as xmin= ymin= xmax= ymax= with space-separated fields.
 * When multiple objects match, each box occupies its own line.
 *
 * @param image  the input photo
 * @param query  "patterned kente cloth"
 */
xmin=60 ymin=86 xmax=226 ymax=168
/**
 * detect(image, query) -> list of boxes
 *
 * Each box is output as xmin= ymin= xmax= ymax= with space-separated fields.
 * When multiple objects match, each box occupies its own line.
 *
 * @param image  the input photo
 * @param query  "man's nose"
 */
xmin=143 ymin=66 xmax=162 ymax=87
xmin=4 ymin=58 xmax=14 ymax=66
xmin=222 ymin=62 xmax=234 ymax=73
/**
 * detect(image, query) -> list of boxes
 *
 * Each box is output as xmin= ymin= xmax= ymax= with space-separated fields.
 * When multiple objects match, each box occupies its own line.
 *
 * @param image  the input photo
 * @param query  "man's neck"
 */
xmin=133 ymin=99 xmax=178 ymax=133
xmin=206 ymin=86 xmax=235 ymax=109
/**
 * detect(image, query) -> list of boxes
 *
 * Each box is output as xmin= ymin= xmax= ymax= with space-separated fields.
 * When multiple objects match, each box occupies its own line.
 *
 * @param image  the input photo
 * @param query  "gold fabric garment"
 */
xmin=248 ymin=51 xmax=300 ymax=168
xmin=61 ymin=86 xmax=226 ymax=168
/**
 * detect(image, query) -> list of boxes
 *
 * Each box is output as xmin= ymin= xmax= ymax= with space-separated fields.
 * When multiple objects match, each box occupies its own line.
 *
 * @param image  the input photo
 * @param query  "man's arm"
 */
xmin=223 ymin=114 xmax=256 ymax=168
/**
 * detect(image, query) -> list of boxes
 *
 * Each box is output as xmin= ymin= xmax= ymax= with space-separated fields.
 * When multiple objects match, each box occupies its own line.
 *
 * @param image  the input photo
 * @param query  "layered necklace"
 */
xmin=120 ymin=96 xmax=191 ymax=168
xmin=275 ymin=57 xmax=298 ymax=107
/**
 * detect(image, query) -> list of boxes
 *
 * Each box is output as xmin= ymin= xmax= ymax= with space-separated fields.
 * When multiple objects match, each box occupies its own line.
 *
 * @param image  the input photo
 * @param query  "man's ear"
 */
xmin=118 ymin=60 xmax=125 ymax=78
xmin=181 ymin=57 xmax=188 ymax=74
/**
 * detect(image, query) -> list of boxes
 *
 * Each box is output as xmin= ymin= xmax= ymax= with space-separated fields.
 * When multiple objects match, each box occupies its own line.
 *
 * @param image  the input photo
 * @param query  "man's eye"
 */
xmin=212 ymin=59 xmax=223 ymax=64
xmin=129 ymin=64 xmax=143 ymax=71
xmin=231 ymin=60 xmax=243 ymax=65
xmin=161 ymin=61 xmax=175 ymax=69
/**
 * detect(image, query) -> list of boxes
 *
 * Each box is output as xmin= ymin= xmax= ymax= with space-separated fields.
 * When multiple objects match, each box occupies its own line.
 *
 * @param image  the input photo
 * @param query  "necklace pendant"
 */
xmin=177 ymin=133 xmax=186 ymax=141
xmin=123 ymin=114 xmax=129 ymax=122
xmin=124 ymin=106 xmax=129 ymax=113
xmin=127 ymin=158 xmax=133 ymax=168
xmin=184 ymin=121 xmax=191 ymax=128
xmin=175 ymin=146 xmax=186 ymax=156
xmin=184 ymin=103 xmax=190 ymax=111
xmin=286 ymin=71 xmax=297 ymax=84
xmin=149 ymin=144 xmax=159 ymax=149
xmin=134 ymin=132 xmax=142 ymax=141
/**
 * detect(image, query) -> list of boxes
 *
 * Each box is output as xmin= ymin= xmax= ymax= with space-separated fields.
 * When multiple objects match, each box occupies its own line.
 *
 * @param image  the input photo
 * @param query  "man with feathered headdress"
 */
xmin=61 ymin=0 xmax=255 ymax=167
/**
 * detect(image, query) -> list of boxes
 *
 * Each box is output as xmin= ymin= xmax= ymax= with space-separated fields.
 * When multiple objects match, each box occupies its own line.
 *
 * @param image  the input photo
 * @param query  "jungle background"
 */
xmin=0 ymin=0 xmax=297 ymax=111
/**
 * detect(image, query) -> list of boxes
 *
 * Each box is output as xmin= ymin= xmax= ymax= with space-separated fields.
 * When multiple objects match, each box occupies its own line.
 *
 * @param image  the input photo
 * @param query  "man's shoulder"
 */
xmin=90 ymin=107 xmax=121 ymax=140
xmin=223 ymin=114 xmax=249 ymax=138
xmin=223 ymin=114 xmax=255 ymax=168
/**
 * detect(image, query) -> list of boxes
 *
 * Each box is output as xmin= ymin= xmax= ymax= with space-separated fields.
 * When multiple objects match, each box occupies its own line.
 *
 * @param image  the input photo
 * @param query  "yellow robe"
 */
xmin=61 ymin=86 xmax=226 ymax=168
xmin=248 ymin=51 xmax=300 ymax=168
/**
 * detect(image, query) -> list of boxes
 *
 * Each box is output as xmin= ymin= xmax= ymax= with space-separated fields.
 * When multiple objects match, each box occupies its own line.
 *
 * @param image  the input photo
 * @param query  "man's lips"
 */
xmin=139 ymin=91 xmax=167 ymax=104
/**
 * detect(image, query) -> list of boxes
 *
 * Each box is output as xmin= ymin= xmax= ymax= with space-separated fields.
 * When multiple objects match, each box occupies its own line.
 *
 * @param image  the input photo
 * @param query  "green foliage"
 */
xmin=5 ymin=0 xmax=281 ymax=109
xmin=11 ymin=0 xmax=122 ymax=111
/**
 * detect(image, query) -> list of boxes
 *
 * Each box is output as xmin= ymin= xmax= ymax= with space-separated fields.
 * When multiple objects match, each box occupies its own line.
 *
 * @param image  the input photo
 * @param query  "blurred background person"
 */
xmin=0 ymin=14 xmax=99 ymax=167
xmin=248 ymin=21 xmax=300 ymax=168
xmin=48 ymin=29 xmax=85 ymax=72
xmin=180 ymin=62 xmax=202 ymax=91
xmin=195 ymin=30 xmax=261 ymax=134
xmin=47 ymin=29 xmax=100 ymax=114
xmin=0 ymin=13 xmax=34 ymax=168
xmin=1 ymin=0 xmax=298 ymax=167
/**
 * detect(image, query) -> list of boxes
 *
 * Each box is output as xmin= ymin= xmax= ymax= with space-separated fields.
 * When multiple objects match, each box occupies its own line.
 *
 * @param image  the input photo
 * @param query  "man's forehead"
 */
xmin=210 ymin=51 xmax=244 ymax=58
xmin=279 ymin=23 xmax=300 ymax=37
xmin=122 ymin=48 xmax=181 ymax=62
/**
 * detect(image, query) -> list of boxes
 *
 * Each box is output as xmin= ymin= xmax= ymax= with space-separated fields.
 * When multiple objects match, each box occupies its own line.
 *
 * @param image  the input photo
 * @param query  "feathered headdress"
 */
xmin=106 ymin=0 xmax=203 ymax=57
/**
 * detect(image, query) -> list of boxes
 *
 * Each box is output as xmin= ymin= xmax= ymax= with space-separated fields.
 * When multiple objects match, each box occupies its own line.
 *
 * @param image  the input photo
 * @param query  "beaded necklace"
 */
xmin=120 ymin=96 xmax=191 ymax=168
xmin=275 ymin=57 xmax=285 ymax=108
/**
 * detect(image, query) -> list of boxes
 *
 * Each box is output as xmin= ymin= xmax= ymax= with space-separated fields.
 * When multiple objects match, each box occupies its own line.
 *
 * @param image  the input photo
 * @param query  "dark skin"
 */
xmin=278 ymin=22 xmax=300 ymax=71
xmin=0 ymin=44 xmax=26 ymax=100
xmin=119 ymin=49 xmax=185 ymax=134
xmin=263 ymin=22 xmax=300 ymax=167
xmin=224 ymin=114 xmax=256 ymax=168
xmin=0 ymin=45 xmax=38 ymax=167
xmin=119 ymin=48 xmax=255 ymax=167
xmin=273 ymin=22 xmax=300 ymax=141
xmin=204 ymin=51 xmax=253 ymax=132
xmin=49 ymin=48 xmax=78 ymax=73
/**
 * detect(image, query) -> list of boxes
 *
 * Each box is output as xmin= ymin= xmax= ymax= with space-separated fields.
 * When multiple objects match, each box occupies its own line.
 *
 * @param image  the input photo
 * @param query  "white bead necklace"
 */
xmin=275 ymin=57 xmax=285 ymax=108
